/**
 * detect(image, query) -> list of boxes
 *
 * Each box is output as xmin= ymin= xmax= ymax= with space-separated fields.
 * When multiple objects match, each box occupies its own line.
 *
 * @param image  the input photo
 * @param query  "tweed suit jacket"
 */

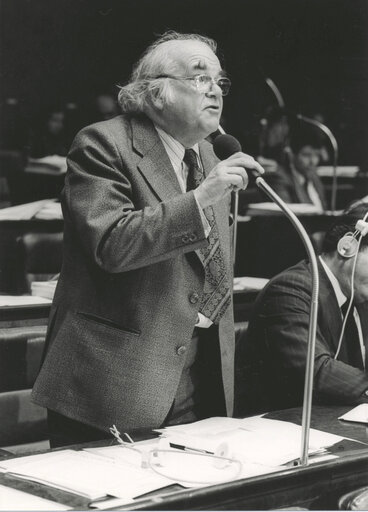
xmin=32 ymin=114 xmax=235 ymax=432
xmin=237 ymin=259 xmax=368 ymax=413
xmin=266 ymin=165 xmax=327 ymax=209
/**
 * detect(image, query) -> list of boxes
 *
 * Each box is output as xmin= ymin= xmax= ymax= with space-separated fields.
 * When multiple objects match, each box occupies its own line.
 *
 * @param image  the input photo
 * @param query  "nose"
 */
xmin=205 ymin=79 xmax=222 ymax=98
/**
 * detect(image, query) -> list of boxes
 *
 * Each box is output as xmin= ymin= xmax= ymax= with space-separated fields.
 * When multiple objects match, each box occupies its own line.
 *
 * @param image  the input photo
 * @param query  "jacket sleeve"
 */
xmin=261 ymin=273 xmax=368 ymax=404
xmin=63 ymin=123 xmax=208 ymax=273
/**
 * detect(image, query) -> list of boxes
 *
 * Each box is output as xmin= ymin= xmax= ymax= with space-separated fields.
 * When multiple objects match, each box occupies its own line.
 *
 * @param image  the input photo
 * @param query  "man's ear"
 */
xmin=150 ymin=90 xmax=164 ymax=110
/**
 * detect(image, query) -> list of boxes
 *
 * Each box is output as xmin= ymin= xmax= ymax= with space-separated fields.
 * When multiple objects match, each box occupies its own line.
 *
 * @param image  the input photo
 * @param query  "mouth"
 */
xmin=205 ymin=105 xmax=220 ymax=112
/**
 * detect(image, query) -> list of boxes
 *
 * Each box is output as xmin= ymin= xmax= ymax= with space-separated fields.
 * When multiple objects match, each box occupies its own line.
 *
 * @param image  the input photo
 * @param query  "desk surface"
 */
xmin=1 ymin=405 xmax=368 ymax=510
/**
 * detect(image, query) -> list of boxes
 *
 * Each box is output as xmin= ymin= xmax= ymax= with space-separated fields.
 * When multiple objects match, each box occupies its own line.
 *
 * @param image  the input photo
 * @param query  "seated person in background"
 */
xmin=265 ymin=127 xmax=327 ymax=211
xmin=29 ymin=108 xmax=68 ymax=158
xmin=256 ymin=105 xmax=290 ymax=174
xmin=236 ymin=205 xmax=368 ymax=415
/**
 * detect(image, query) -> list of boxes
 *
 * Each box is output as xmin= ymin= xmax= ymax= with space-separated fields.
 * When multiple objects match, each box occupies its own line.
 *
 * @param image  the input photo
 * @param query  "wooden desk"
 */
xmin=0 ymin=303 xmax=50 ymax=328
xmin=1 ymin=405 xmax=368 ymax=510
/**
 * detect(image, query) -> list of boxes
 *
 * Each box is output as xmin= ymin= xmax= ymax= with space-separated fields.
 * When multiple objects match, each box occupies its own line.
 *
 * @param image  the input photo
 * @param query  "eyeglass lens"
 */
xmin=197 ymin=76 xmax=231 ymax=96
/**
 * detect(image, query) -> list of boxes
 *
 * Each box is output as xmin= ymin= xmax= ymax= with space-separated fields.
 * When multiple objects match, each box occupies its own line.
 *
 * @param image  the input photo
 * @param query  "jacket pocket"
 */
xmin=77 ymin=311 xmax=140 ymax=337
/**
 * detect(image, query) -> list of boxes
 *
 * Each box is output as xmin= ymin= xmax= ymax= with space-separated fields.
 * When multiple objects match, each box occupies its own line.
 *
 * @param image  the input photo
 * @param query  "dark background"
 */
xmin=1 ymin=0 xmax=368 ymax=166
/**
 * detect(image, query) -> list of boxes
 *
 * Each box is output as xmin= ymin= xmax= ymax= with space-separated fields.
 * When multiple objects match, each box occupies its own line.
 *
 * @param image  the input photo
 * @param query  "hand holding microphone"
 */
xmin=194 ymin=135 xmax=265 ymax=209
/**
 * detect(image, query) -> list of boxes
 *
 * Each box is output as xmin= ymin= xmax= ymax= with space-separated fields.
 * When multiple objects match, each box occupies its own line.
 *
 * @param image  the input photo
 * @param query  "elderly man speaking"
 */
xmin=32 ymin=31 xmax=262 ymax=446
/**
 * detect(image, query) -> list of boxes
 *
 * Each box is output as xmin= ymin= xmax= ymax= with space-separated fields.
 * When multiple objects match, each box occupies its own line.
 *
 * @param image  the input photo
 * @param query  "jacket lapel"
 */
xmin=318 ymin=259 xmax=344 ymax=354
xmin=131 ymin=115 xmax=182 ymax=201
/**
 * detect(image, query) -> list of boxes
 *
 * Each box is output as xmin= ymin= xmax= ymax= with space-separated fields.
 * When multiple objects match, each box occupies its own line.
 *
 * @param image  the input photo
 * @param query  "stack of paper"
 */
xmin=247 ymin=202 xmax=323 ymax=214
xmin=0 ymin=295 xmax=52 ymax=306
xmin=31 ymin=280 xmax=57 ymax=300
xmin=158 ymin=416 xmax=343 ymax=467
xmin=0 ymin=199 xmax=62 ymax=221
xmin=0 ymin=449 xmax=170 ymax=501
xmin=26 ymin=156 xmax=67 ymax=175
xmin=339 ymin=404 xmax=368 ymax=424
xmin=233 ymin=276 xmax=269 ymax=292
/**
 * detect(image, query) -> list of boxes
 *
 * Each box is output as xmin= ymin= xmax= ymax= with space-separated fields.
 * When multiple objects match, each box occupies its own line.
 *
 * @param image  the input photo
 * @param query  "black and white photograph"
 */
xmin=0 ymin=0 xmax=368 ymax=510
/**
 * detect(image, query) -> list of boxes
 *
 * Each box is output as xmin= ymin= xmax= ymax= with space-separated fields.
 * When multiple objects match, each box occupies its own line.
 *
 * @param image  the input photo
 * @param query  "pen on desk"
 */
xmin=88 ymin=496 xmax=134 ymax=509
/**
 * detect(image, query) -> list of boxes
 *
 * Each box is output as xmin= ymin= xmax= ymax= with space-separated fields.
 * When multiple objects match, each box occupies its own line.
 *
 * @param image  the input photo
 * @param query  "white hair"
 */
xmin=117 ymin=31 xmax=217 ymax=114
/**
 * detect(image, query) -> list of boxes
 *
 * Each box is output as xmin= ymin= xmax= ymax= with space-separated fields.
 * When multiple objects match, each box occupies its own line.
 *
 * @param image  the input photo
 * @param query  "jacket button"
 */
xmin=189 ymin=292 xmax=199 ymax=304
xmin=177 ymin=346 xmax=187 ymax=355
xmin=189 ymin=233 xmax=197 ymax=242
xmin=181 ymin=234 xmax=189 ymax=243
xmin=365 ymin=390 xmax=368 ymax=397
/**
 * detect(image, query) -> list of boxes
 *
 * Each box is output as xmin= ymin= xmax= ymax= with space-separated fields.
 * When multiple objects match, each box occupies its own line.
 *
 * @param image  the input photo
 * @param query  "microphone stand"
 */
xmin=255 ymin=176 xmax=319 ymax=466
xmin=218 ymin=125 xmax=239 ymax=267
xmin=297 ymin=114 xmax=339 ymax=212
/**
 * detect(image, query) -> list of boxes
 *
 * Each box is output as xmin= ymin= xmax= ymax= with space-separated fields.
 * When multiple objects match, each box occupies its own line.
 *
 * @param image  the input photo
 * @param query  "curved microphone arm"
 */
xmin=255 ymin=176 xmax=319 ymax=466
xmin=297 ymin=114 xmax=339 ymax=212
xmin=218 ymin=125 xmax=239 ymax=267
xmin=265 ymin=77 xmax=285 ymax=108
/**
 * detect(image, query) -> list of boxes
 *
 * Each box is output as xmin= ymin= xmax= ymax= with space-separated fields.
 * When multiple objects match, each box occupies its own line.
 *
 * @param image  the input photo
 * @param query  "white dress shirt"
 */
xmin=319 ymin=256 xmax=365 ymax=367
xmin=294 ymin=171 xmax=324 ymax=212
xmin=155 ymin=125 xmax=212 ymax=328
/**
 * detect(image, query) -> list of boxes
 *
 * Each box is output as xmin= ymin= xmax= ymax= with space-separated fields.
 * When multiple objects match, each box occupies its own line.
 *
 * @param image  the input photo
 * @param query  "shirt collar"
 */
xmin=319 ymin=255 xmax=347 ymax=307
xmin=294 ymin=169 xmax=306 ymax=186
xmin=154 ymin=125 xmax=200 ymax=171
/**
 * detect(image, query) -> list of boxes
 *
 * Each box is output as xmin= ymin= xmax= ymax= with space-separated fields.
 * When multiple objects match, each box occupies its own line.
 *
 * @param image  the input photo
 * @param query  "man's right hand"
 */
xmin=194 ymin=152 xmax=264 ymax=209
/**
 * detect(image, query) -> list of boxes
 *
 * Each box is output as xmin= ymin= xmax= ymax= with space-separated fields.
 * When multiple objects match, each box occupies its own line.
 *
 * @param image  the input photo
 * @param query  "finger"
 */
xmin=223 ymin=173 xmax=248 ymax=190
xmin=223 ymin=153 xmax=265 ymax=175
xmin=224 ymin=167 xmax=249 ymax=188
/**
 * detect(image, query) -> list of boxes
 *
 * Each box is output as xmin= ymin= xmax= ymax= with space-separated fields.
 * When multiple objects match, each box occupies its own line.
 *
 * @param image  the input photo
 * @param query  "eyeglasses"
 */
xmin=109 ymin=425 xmax=242 ymax=485
xmin=154 ymin=74 xmax=231 ymax=96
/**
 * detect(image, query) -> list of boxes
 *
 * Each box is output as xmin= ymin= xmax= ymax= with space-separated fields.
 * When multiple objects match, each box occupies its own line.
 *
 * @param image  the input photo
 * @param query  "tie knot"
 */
xmin=183 ymin=149 xmax=198 ymax=169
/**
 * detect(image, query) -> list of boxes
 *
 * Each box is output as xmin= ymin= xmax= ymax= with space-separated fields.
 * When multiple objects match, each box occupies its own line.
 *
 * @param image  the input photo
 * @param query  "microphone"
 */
xmin=213 ymin=134 xmax=262 ymax=179
xmin=213 ymin=134 xmax=242 ymax=160
xmin=214 ymin=131 xmax=319 ymax=467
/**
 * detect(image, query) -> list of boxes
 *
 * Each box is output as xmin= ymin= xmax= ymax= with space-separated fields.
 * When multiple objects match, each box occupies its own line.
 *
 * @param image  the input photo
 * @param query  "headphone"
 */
xmin=337 ymin=217 xmax=368 ymax=258
xmin=334 ymin=211 xmax=368 ymax=360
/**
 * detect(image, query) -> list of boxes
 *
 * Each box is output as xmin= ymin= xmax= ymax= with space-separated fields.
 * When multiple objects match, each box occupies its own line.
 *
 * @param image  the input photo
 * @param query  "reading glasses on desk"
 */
xmin=109 ymin=425 xmax=242 ymax=486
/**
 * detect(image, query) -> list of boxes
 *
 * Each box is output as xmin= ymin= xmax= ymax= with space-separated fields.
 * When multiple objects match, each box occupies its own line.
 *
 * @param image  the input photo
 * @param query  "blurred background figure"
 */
xmin=257 ymin=106 xmax=291 ymax=172
xmin=265 ymin=126 xmax=327 ymax=210
xmin=89 ymin=93 xmax=120 ymax=123
xmin=28 ymin=108 xmax=69 ymax=158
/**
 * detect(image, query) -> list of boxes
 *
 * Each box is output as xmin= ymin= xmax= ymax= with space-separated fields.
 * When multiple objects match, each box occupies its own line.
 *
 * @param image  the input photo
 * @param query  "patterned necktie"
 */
xmin=184 ymin=148 xmax=231 ymax=324
xmin=341 ymin=302 xmax=364 ymax=370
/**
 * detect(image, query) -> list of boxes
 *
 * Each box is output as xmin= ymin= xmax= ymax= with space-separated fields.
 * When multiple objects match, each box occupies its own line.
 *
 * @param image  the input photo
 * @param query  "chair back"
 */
xmin=16 ymin=232 xmax=63 ymax=293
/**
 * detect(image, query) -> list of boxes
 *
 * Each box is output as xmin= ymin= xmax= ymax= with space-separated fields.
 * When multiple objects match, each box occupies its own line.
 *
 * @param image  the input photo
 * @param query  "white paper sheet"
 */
xmin=338 ymin=404 xmax=368 ymax=424
xmin=1 ymin=449 xmax=171 ymax=501
xmin=0 ymin=295 xmax=52 ymax=306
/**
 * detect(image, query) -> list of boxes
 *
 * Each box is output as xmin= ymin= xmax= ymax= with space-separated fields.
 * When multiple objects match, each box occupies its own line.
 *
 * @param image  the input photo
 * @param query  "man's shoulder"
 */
xmin=75 ymin=114 xmax=131 ymax=140
xmin=256 ymin=260 xmax=311 ymax=305
xmin=269 ymin=259 xmax=311 ymax=288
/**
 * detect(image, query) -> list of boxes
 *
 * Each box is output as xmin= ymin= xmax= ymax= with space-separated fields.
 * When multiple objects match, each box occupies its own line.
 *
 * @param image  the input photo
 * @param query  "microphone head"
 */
xmin=213 ymin=134 xmax=242 ymax=160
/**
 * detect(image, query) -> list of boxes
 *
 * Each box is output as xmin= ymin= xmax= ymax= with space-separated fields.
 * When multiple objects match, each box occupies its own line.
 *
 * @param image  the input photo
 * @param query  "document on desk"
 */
xmin=339 ymin=404 xmax=368 ymax=424
xmin=159 ymin=416 xmax=344 ymax=467
xmin=0 ymin=295 xmax=52 ymax=306
xmin=0 ymin=449 xmax=171 ymax=501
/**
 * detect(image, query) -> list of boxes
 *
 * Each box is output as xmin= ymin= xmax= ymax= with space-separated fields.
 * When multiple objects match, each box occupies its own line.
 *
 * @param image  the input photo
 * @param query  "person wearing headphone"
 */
xmin=235 ymin=204 xmax=368 ymax=415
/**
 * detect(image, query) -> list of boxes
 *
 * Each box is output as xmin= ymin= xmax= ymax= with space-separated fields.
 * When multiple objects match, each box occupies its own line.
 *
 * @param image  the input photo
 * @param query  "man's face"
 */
xmin=352 ymin=248 xmax=368 ymax=303
xmin=294 ymin=145 xmax=320 ymax=179
xmin=157 ymin=40 xmax=224 ymax=146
